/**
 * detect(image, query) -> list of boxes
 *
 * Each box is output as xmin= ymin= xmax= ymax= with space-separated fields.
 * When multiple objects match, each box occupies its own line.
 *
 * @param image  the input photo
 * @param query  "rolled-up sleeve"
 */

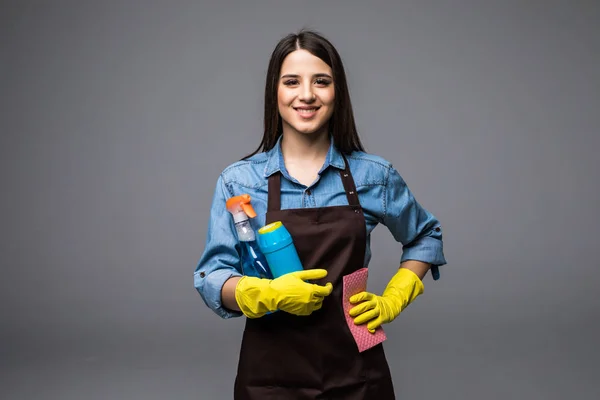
xmin=382 ymin=166 xmax=447 ymax=267
xmin=194 ymin=174 xmax=243 ymax=319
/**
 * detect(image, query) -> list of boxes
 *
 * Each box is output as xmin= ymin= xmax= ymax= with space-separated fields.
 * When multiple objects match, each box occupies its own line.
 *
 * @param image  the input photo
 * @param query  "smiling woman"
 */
xmin=194 ymin=29 xmax=446 ymax=400
xmin=276 ymin=49 xmax=337 ymax=186
xmin=278 ymin=49 xmax=335 ymax=137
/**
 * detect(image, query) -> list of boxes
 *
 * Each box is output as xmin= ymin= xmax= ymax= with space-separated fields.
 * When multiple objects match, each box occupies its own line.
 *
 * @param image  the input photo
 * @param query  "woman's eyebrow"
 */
xmin=280 ymin=73 xmax=333 ymax=79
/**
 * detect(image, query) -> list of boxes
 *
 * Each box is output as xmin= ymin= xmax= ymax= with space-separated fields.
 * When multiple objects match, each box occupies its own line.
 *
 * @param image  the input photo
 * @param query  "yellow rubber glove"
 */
xmin=349 ymin=267 xmax=424 ymax=333
xmin=235 ymin=269 xmax=333 ymax=318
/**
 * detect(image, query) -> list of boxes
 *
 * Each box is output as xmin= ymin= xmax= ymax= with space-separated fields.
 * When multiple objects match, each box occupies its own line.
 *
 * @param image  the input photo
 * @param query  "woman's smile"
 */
xmin=294 ymin=106 xmax=321 ymax=119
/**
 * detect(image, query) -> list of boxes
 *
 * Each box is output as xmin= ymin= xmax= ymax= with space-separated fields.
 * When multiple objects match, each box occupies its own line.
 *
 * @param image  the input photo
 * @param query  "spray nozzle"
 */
xmin=226 ymin=194 xmax=257 ymax=219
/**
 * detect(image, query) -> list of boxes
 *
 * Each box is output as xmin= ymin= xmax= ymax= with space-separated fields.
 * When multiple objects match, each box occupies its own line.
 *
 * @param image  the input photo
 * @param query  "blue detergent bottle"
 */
xmin=226 ymin=195 xmax=274 ymax=280
xmin=257 ymin=221 xmax=304 ymax=278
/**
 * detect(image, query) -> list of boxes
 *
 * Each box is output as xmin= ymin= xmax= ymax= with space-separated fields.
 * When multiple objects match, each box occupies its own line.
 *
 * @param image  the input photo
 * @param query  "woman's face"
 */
xmin=277 ymin=49 xmax=335 ymax=138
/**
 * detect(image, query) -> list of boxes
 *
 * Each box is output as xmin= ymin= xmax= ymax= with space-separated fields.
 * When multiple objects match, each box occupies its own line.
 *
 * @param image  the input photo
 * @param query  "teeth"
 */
xmin=296 ymin=108 xmax=317 ymax=113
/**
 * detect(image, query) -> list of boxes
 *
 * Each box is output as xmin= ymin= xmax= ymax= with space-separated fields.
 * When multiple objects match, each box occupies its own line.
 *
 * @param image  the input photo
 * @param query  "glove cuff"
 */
xmin=234 ymin=276 xmax=276 ymax=318
xmin=383 ymin=267 xmax=424 ymax=312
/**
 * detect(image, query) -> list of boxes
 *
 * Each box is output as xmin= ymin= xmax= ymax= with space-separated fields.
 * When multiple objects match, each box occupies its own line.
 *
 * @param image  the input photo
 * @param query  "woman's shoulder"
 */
xmin=345 ymin=150 xmax=395 ymax=185
xmin=219 ymin=151 xmax=269 ymax=189
xmin=347 ymin=150 xmax=393 ymax=168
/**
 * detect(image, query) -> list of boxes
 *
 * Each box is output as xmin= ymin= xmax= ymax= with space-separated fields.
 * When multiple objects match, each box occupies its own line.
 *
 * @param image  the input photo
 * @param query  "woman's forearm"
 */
xmin=221 ymin=276 xmax=242 ymax=312
xmin=400 ymin=260 xmax=430 ymax=280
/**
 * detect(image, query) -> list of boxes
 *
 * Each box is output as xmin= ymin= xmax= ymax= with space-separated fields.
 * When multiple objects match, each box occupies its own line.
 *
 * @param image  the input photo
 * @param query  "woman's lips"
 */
xmin=294 ymin=106 xmax=320 ymax=119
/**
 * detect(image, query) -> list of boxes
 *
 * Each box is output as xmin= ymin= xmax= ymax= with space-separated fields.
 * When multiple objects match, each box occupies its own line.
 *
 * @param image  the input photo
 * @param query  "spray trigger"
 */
xmin=241 ymin=203 xmax=257 ymax=218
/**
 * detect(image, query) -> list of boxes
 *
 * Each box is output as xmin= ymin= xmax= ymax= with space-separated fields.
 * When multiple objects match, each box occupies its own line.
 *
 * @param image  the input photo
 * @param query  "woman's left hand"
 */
xmin=348 ymin=291 xmax=400 ymax=333
xmin=348 ymin=267 xmax=424 ymax=333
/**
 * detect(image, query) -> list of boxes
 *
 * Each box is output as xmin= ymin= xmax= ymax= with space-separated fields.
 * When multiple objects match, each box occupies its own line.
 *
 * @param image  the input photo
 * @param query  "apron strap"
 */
xmin=266 ymin=154 xmax=361 ymax=212
xmin=267 ymin=172 xmax=281 ymax=212
xmin=339 ymin=155 xmax=360 ymax=208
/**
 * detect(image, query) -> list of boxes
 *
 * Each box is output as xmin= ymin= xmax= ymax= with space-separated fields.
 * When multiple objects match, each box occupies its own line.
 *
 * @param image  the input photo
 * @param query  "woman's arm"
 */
xmin=221 ymin=277 xmax=242 ymax=312
xmin=194 ymin=175 xmax=244 ymax=318
xmin=400 ymin=260 xmax=431 ymax=280
xmin=382 ymin=165 xmax=446 ymax=271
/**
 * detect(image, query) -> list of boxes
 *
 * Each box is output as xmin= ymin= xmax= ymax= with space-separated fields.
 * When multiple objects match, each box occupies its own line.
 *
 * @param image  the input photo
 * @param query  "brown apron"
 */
xmin=234 ymin=156 xmax=396 ymax=399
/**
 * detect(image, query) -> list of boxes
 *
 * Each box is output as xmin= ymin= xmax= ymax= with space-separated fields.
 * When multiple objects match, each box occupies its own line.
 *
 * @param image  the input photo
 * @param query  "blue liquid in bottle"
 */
xmin=240 ymin=239 xmax=273 ymax=279
xmin=231 ymin=212 xmax=277 ymax=314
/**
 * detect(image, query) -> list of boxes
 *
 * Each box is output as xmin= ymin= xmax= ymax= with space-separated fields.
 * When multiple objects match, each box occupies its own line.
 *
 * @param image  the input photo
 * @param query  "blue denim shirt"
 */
xmin=194 ymin=136 xmax=446 ymax=319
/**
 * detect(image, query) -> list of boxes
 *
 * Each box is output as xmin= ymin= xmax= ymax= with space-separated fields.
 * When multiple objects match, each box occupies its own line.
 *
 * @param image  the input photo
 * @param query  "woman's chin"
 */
xmin=286 ymin=124 xmax=328 ymax=137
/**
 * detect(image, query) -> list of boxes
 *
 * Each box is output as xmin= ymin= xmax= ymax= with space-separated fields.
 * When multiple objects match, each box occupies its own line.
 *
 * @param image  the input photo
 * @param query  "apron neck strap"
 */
xmin=267 ymin=172 xmax=282 ymax=212
xmin=339 ymin=155 xmax=360 ymax=208
xmin=267 ymin=154 xmax=360 ymax=212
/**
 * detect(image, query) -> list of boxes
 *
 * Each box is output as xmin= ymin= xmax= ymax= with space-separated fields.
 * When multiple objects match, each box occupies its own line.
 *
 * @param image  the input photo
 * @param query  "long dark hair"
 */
xmin=243 ymin=29 xmax=364 ymax=159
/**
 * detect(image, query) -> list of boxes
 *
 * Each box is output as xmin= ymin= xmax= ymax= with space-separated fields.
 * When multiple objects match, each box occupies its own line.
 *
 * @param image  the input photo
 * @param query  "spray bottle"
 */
xmin=226 ymin=194 xmax=274 ymax=280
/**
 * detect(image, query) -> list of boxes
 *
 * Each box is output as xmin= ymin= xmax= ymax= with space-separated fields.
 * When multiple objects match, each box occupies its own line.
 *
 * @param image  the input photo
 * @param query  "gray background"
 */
xmin=1 ymin=1 xmax=599 ymax=399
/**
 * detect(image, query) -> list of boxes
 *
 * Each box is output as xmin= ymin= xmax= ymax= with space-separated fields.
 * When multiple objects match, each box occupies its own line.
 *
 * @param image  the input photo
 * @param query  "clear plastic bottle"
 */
xmin=226 ymin=194 xmax=274 ymax=280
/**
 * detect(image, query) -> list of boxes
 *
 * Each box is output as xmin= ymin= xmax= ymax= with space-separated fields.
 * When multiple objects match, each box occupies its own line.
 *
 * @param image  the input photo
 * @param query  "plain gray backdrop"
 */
xmin=1 ymin=1 xmax=599 ymax=399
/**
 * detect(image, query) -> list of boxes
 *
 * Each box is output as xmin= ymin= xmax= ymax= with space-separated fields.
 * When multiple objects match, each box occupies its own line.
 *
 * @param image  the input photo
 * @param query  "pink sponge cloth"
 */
xmin=342 ymin=268 xmax=387 ymax=353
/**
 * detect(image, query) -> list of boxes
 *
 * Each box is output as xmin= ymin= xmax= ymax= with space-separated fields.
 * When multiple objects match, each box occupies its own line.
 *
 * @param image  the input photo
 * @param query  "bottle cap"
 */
xmin=225 ymin=194 xmax=257 ymax=218
xmin=257 ymin=221 xmax=293 ymax=254
xmin=258 ymin=221 xmax=282 ymax=234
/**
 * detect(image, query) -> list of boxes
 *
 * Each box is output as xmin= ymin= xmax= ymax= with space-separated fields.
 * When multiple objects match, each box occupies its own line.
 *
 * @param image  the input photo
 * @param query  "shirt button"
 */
xmin=435 ymin=227 xmax=441 ymax=232
xmin=199 ymin=272 xmax=206 ymax=278
xmin=306 ymin=189 xmax=311 ymax=195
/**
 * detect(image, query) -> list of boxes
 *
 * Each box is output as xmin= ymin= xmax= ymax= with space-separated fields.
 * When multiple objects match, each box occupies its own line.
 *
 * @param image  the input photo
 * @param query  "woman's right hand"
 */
xmin=235 ymin=269 xmax=333 ymax=318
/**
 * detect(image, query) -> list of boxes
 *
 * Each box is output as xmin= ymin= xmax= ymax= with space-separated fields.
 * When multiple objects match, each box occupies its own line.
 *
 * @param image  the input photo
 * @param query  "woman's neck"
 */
xmin=280 ymin=130 xmax=330 ymax=166
xmin=279 ymin=130 xmax=330 ymax=187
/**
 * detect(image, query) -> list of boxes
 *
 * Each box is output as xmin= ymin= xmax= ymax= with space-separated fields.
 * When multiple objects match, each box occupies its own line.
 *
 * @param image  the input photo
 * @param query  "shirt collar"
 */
xmin=263 ymin=135 xmax=346 ymax=178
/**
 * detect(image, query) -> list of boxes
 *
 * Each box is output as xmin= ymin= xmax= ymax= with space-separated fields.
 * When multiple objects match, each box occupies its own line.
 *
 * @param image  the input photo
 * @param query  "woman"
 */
xmin=194 ymin=29 xmax=446 ymax=399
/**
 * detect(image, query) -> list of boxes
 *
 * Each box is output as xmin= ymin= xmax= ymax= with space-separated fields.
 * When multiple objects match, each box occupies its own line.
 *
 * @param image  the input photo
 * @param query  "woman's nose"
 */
xmin=298 ymin=84 xmax=315 ymax=102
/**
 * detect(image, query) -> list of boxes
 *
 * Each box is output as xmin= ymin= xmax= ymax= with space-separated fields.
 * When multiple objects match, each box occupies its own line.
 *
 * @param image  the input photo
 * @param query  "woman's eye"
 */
xmin=282 ymin=78 xmax=331 ymax=86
